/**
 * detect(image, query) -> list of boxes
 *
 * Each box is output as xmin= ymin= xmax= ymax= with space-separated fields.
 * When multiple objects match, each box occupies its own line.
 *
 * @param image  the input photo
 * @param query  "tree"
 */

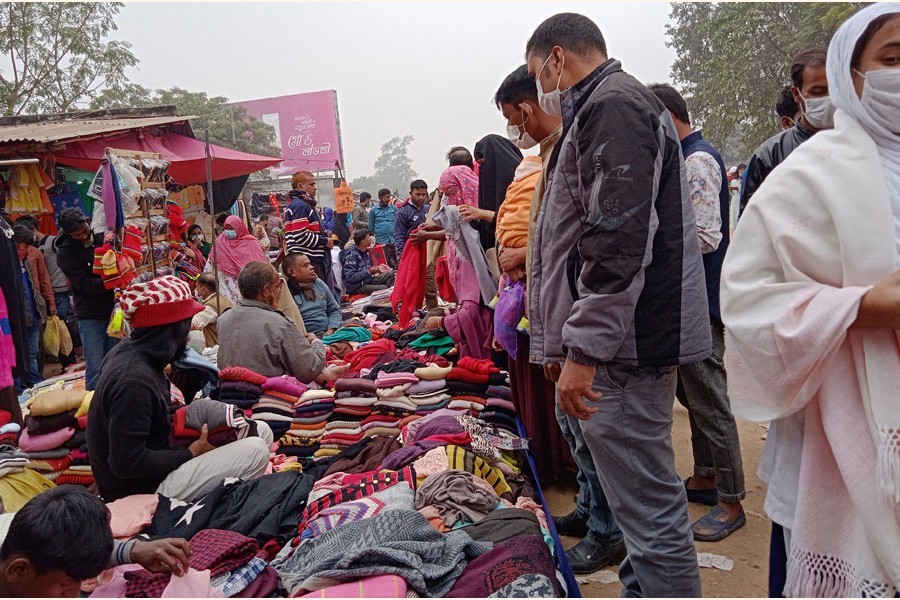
xmin=666 ymin=2 xmax=864 ymax=161
xmin=0 ymin=3 xmax=138 ymax=116
xmin=350 ymin=135 xmax=418 ymax=195
xmin=90 ymin=86 xmax=280 ymax=159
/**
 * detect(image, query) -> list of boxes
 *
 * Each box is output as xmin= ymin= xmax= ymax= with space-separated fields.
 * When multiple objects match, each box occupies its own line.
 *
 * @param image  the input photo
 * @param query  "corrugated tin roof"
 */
xmin=0 ymin=115 xmax=193 ymax=145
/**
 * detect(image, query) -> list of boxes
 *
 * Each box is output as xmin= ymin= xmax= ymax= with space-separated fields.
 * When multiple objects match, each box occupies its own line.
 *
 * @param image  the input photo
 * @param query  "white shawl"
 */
xmin=722 ymin=111 xmax=900 ymax=596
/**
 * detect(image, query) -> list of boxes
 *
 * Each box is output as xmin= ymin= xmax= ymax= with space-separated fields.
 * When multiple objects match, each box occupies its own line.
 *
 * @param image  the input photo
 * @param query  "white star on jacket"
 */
xmin=175 ymin=501 xmax=206 ymax=527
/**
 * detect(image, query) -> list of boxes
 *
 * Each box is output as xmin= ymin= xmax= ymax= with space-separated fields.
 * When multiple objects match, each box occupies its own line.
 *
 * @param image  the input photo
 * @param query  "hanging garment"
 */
xmin=5 ymin=165 xmax=53 ymax=214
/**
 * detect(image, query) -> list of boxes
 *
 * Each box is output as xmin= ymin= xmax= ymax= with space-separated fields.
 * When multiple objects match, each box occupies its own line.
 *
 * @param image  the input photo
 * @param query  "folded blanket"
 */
xmin=19 ymin=427 xmax=75 ymax=452
xmin=333 ymin=378 xmax=378 ymax=395
xmin=26 ymin=410 xmax=78 ymax=435
xmin=219 ymin=366 xmax=267 ymax=386
xmin=262 ymin=375 xmax=308 ymax=397
xmin=322 ymin=327 xmax=372 ymax=345
xmin=27 ymin=390 xmax=85 ymax=417
xmin=218 ymin=380 xmax=264 ymax=395
xmin=26 ymin=455 xmax=72 ymax=473
xmin=407 ymin=379 xmax=448 ymax=395
xmin=414 ymin=365 xmax=453 ymax=381
xmin=486 ymin=385 xmax=512 ymax=401
xmin=375 ymin=371 xmax=419 ymax=387
xmin=298 ymin=389 xmax=335 ymax=403
xmin=446 ymin=369 xmax=489 ymax=385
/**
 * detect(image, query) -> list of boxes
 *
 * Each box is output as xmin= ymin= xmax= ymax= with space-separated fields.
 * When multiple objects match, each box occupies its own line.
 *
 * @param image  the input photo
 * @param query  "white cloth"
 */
xmin=722 ymin=109 xmax=900 ymax=596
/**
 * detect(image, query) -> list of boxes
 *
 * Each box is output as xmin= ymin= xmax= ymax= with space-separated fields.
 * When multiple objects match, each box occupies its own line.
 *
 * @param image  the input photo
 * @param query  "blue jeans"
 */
xmin=54 ymin=293 xmax=76 ymax=368
xmin=78 ymin=318 xmax=120 ymax=391
xmin=555 ymin=401 xmax=623 ymax=542
xmin=14 ymin=324 xmax=42 ymax=393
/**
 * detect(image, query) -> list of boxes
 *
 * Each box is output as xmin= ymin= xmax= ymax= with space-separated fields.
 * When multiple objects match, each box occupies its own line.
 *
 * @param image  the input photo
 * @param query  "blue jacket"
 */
xmin=368 ymin=204 xmax=396 ymax=244
xmin=340 ymin=247 xmax=374 ymax=295
xmin=293 ymin=278 xmax=342 ymax=335
xmin=394 ymin=199 xmax=430 ymax=259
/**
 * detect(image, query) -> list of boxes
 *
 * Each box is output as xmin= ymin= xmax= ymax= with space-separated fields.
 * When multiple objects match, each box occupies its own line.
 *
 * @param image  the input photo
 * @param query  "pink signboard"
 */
xmin=238 ymin=90 xmax=342 ymax=174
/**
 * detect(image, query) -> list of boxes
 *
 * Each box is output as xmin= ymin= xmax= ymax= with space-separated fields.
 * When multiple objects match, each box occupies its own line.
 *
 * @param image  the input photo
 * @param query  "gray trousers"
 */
xmin=579 ymin=362 xmax=701 ymax=598
xmin=676 ymin=319 xmax=746 ymax=503
xmin=156 ymin=422 xmax=273 ymax=502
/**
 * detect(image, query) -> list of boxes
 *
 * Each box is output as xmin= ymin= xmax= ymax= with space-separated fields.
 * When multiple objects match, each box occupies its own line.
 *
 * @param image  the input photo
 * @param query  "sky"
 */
xmin=114 ymin=2 xmax=677 ymax=187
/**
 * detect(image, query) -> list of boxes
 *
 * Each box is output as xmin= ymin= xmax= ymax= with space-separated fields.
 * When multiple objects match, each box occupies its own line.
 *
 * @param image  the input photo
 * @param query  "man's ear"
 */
xmin=6 ymin=556 xmax=35 ymax=583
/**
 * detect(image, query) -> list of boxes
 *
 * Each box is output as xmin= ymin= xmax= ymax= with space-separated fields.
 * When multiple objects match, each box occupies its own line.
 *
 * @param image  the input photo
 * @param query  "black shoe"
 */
xmin=553 ymin=509 xmax=589 ymax=538
xmin=684 ymin=477 xmax=718 ymax=506
xmin=565 ymin=535 xmax=628 ymax=574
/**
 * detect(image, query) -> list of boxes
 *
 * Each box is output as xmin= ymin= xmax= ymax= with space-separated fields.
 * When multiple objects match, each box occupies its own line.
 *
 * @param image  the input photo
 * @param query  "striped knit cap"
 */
xmin=118 ymin=275 xmax=203 ymax=329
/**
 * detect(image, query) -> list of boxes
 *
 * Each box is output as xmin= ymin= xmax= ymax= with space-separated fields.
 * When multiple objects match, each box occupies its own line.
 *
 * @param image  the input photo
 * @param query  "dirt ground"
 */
xmin=543 ymin=403 xmax=770 ymax=598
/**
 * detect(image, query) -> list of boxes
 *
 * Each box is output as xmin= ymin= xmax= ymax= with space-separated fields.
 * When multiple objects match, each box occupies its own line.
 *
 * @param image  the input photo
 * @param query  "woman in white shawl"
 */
xmin=721 ymin=4 xmax=900 ymax=597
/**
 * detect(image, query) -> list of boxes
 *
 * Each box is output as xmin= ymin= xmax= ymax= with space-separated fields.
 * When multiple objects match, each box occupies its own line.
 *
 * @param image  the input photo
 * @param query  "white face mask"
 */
xmin=536 ymin=52 xmax=565 ymax=117
xmin=506 ymin=109 xmax=539 ymax=150
xmin=799 ymin=92 xmax=836 ymax=129
xmin=855 ymin=67 xmax=900 ymax=135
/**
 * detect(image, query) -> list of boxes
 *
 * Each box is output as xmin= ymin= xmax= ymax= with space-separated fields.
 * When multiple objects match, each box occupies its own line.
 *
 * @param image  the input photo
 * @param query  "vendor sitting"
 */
xmin=190 ymin=273 xmax=233 ymax=348
xmin=340 ymin=229 xmax=396 ymax=295
xmin=88 ymin=276 xmax=272 ymax=503
xmin=0 ymin=486 xmax=193 ymax=598
xmin=218 ymin=261 xmax=344 ymax=384
xmin=283 ymin=253 xmax=341 ymax=339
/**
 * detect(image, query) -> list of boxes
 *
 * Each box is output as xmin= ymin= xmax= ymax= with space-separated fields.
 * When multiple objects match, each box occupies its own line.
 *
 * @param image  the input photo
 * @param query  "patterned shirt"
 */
xmin=684 ymin=151 xmax=724 ymax=254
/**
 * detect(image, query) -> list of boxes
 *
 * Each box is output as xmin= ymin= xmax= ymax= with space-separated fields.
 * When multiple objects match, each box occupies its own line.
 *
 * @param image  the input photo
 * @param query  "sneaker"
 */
xmin=553 ymin=509 xmax=589 ymax=538
xmin=692 ymin=505 xmax=746 ymax=542
xmin=565 ymin=535 xmax=628 ymax=574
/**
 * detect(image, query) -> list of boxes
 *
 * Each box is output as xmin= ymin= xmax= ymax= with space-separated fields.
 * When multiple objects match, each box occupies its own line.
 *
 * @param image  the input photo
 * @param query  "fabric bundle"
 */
xmin=20 ymin=388 xmax=91 ymax=484
xmin=169 ymin=400 xmax=257 ymax=448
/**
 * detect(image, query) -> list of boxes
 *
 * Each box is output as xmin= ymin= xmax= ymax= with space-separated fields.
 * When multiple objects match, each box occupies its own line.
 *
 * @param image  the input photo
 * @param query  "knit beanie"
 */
xmin=118 ymin=275 xmax=204 ymax=329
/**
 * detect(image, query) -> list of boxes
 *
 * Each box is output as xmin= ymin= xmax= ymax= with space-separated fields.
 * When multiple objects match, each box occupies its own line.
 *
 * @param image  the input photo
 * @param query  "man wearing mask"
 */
xmin=495 ymin=64 xmax=624 ymax=574
xmin=284 ymin=171 xmax=333 ymax=281
xmin=526 ymin=13 xmax=712 ymax=596
xmin=369 ymin=189 xmax=398 ymax=268
xmin=739 ymin=48 xmax=831 ymax=214
xmin=55 ymin=208 xmax=118 ymax=391
xmin=88 ymin=276 xmax=273 ymax=503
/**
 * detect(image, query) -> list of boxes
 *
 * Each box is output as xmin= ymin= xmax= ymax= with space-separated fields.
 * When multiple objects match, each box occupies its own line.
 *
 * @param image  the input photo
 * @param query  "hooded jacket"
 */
xmin=56 ymin=232 xmax=115 ymax=321
xmin=529 ymin=59 xmax=711 ymax=368
xmin=88 ymin=319 xmax=194 ymax=501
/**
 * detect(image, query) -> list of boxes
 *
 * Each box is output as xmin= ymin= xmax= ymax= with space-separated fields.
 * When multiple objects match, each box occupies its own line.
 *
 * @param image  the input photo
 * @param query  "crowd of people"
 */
xmin=1 ymin=4 xmax=899 ymax=598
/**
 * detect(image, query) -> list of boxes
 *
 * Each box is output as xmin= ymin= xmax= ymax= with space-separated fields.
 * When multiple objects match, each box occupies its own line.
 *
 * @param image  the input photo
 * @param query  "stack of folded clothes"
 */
xmin=246 ymin=375 xmax=304 ymax=441
xmin=407 ymin=378 xmax=451 ymax=417
xmin=0 ymin=410 xmax=21 ymax=447
xmin=169 ymin=398 xmax=258 ymax=448
xmin=214 ymin=366 xmax=266 ymax=410
xmin=280 ymin=388 xmax=334 ymax=459
xmin=0 ymin=445 xmax=30 ymax=476
xmin=479 ymin=385 xmax=518 ymax=435
xmin=371 ymin=371 xmax=418 ymax=425
xmin=20 ymin=389 xmax=88 ymax=484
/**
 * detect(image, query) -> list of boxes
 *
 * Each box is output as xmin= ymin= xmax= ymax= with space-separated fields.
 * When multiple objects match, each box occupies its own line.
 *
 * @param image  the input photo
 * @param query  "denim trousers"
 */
xmin=78 ymin=318 xmax=120 ymax=391
xmin=14 ymin=324 xmax=42 ymax=392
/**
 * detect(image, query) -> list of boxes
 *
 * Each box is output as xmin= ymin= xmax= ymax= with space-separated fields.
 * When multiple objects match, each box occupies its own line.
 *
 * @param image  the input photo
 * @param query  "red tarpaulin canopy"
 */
xmin=49 ymin=130 xmax=282 ymax=185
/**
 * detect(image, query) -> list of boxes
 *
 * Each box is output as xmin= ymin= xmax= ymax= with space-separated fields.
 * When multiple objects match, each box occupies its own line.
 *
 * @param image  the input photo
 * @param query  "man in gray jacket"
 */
xmin=217 ymin=261 xmax=340 ymax=384
xmin=526 ymin=13 xmax=711 ymax=597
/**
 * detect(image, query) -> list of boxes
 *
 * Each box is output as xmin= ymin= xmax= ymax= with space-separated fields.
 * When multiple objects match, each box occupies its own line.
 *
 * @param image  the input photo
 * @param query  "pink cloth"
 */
xmin=296 ymin=575 xmax=408 ymax=598
xmin=18 ymin=427 xmax=75 ymax=452
xmin=107 ymin=494 xmax=159 ymax=539
xmin=443 ymin=256 xmax=493 ymax=360
xmin=89 ymin=565 xmax=144 ymax=598
xmin=0 ymin=289 xmax=15 ymax=389
xmin=439 ymin=166 xmax=479 ymax=208
xmin=210 ymin=216 xmax=266 ymax=278
xmin=162 ymin=569 xmax=224 ymax=598
xmin=262 ymin=375 xmax=309 ymax=397
xmin=375 ymin=371 xmax=419 ymax=387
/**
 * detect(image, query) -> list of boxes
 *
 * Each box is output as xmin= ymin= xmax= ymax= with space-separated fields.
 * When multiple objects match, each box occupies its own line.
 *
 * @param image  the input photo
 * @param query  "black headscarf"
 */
xmin=473 ymin=134 xmax=523 ymax=250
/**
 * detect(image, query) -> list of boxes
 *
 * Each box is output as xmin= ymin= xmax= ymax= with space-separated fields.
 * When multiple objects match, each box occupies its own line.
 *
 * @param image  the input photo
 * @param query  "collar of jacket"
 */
xmin=239 ymin=298 xmax=286 ymax=317
xmin=680 ymin=130 xmax=705 ymax=151
xmin=562 ymin=58 xmax=622 ymax=129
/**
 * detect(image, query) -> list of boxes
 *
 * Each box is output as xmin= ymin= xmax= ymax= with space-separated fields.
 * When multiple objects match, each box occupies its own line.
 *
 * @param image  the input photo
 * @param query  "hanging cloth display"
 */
xmin=100 ymin=158 xmax=124 ymax=233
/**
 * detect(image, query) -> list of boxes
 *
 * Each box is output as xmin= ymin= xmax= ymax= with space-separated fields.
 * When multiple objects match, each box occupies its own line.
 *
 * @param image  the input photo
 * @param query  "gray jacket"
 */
xmin=530 ymin=59 xmax=711 ymax=368
xmin=39 ymin=235 xmax=69 ymax=293
xmin=217 ymin=299 xmax=325 ymax=382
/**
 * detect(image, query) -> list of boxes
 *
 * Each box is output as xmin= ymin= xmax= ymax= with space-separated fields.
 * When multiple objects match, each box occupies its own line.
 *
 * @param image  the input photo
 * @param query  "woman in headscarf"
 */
xmin=461 ymin=135 xmax=523 ymax=256
xmin=204 ymin=215 xmax=267 ymax=304
xmin=721 ymin=4 xmax=900 ymax=596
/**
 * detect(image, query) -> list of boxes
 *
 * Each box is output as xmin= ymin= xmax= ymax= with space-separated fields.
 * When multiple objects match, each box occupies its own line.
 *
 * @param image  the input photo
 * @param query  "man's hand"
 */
xmin=318 ymin=364 xmax=349 ymax=383
xmin=855 ymin=270 xmax=900 ymax=328
xmin=506 ymin=266 xmax=527 ymax=283
xmin=543 ymin=362 xmax=561 ymax=383
xmin=499 ymin=246 xmax=527 ymax=275
xmin=131 ymin=539 xmax=191 ymax=576
xmin=368 ymin=266 xmax=380 ymax=275
xmin=306 ymin=333 xmax=319 ymax=344
xmin=409 ymin=230 xmax=434 ymax=246
xmin=325 ymin=238 xmax=335 ymax=249
xmin=188 ymin=424 xmax=215 ymax=458
xmin=557 ymin=359 xmax=601 ymax=420
xmin=324 ymin=328 xmax=336 ymax=336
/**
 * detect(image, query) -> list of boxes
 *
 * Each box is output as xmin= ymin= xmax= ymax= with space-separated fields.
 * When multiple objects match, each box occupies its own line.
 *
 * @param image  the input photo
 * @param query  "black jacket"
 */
xmin=88 ymin=320 xmax=193 ymax=501
xmin=739 ymin=122 xmax=815 ymax=215
xmin=55 ymin=232 xmax=115 ymax=321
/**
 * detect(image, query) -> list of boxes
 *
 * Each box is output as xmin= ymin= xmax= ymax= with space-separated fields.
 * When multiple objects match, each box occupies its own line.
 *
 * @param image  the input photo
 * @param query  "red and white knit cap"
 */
xmin=119 ymin=275 xmax=204 ymax=329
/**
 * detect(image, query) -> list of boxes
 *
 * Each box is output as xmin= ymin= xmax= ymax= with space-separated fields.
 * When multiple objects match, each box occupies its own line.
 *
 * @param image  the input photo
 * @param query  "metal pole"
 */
xmin=205 ymin=130 xmax=221 ymax=315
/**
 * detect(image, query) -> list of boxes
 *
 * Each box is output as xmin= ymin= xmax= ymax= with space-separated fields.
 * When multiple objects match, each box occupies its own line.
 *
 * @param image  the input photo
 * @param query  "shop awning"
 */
xmin=49 ymin=129 xmax=283 ymax=185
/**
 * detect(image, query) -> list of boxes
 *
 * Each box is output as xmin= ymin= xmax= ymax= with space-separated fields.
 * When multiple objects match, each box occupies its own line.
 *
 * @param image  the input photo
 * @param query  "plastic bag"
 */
xmin=493 ymin=281 xmax=525 ymax=359
xmin=43 ymin=316 xmax=61 ymax=357
xmin=56 ymin=316 xmax=73 ymax=356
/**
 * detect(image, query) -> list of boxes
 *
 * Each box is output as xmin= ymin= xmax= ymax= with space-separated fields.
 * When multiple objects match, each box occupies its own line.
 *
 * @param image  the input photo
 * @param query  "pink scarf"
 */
xmin=439 ymin=166 xmax=479 ymax=207
xmin=209 ymin=215 xmax=266 ymax=278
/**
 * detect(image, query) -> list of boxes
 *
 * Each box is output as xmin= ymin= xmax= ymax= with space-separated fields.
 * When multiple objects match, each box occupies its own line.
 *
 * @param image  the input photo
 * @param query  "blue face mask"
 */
xmin=224 ymin=230 xmax=238 ymax=240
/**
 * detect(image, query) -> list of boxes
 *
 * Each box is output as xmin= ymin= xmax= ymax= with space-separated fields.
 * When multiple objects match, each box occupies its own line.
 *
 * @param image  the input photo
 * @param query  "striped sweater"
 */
xmin=284 ymin=190 xmax=328 ymax=263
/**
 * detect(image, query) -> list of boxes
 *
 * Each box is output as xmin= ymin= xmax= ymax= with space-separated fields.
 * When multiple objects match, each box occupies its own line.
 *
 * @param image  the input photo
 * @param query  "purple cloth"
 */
xmin=442 ymin=258 xmax=493 ymax=360
xmin=333 ymin=378 xmax=378 ymax=395
xmin=408 ymin=415 xmax=463 ymax=443
xmin=379 ymin=438 xmax=449 ymax=470
xmin=493 ymin=281 xmax=525 ymax=359
xmin=408 ymin=379 xmax=448 ymax=395
xmin=446 ymin=535 xmax=560 ymax=597
xmin=262 ymin=375 xmax=308 ymax=397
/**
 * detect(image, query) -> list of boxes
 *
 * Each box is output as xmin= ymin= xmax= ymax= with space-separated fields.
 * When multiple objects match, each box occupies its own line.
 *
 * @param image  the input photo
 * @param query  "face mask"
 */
xmin=536 ymin=52 xmax=565 ymax=117
xmin=506 ymin=109 xmax=539 ymax=149
xmin=799 ymin=92 xmax=836 ymax=129
xmin=854 ymin=68 xmax=900 ymax=135
xmin=192 ymin=234 xmax=203 ymax=242
xmin=224 ymin=230 xmax=238 ymax=240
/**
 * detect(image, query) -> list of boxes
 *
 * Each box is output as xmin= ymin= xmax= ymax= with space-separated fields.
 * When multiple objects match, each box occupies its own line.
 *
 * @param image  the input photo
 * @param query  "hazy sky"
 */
xmin=115 ymin=2 xmax=677 ymax=187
